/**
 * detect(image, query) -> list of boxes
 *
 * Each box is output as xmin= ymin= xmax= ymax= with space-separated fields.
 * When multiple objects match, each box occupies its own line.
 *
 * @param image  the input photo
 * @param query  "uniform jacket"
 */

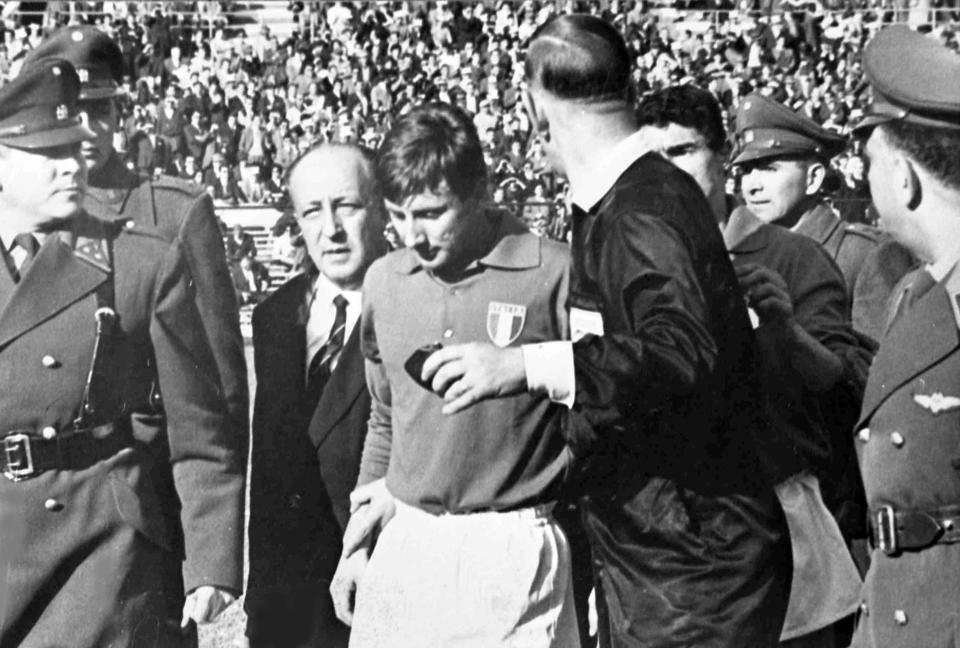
xmin=568 ymin=152 xmax=790 ymax=647
xmin=84 ymin=152 xmax=249 ymax=471
xmin=793 ymin=201 xmax=915 ymax=342
xmin=0 ymin=214 xmax=243 ymax=648
xmin=852 ymin=264 xmax=960 ymax=648
xmin=245 ymin=273 xmax=370 ymax=647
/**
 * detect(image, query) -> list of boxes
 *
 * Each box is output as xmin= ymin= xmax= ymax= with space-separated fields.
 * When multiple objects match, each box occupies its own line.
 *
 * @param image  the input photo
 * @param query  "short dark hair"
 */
xmin=375 ymin=102 xmax=487 ymax=203
xmin=636 ymin=85 xmax=728 ymax=154
xmin=880 ymin=121 xmax=960 ymax=191
xmin=525 ymin=14 xmax=632 ymax=103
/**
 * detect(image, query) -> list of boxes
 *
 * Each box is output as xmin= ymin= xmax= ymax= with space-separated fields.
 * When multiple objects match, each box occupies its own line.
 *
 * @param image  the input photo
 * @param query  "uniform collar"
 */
xmin=395 ymin=211 xmax=538 ymax=275
xmin=722 ymin=205 xmax=768 ymax=252
xmin=791 ymin=200 xmax=840 ymax=244
xmin=571 ymin=130 xmax=651 ymax=212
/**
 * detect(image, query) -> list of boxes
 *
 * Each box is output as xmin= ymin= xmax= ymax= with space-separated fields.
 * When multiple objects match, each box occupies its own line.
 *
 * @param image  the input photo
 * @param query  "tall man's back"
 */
xmin=426 ymin=15 xmax=792 ymax=646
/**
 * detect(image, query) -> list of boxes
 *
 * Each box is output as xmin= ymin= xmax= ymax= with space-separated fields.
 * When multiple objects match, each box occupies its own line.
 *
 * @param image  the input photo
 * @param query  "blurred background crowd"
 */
xmin=0 ymin=0 xmax=957 ymax=294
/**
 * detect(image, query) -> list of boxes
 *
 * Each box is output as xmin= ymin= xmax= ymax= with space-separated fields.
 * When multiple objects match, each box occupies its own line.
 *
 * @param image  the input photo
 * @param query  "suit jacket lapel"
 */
xmin=307 ymin=324 xmax=366 ymax=450
xmin=0 ymin=234 xmax=109 ymax=350
xmin=859 ymin=285 xmax=959 ymax=427
xmin=255 ymin=275 xmax=310 ymax=415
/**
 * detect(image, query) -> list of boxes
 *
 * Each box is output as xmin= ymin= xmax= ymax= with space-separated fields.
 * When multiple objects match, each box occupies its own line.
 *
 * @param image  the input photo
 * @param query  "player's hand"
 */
xmin=421 ymin=342 xmax=527 ymax=415
xmin=343 ymin=479 xmax=396 ymax=557
xmin=180 ymin=585 xmax=236 ymax=628
xmin=736 ymin=262 xmax=795 ymax=337
xmin=330 ymin=546 xmax=370 ymax=626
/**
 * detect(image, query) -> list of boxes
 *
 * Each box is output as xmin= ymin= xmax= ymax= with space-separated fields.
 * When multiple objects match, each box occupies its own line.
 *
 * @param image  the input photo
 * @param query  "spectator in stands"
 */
xmin=231 ymin=254 xmax=271 ymax=305
xmin=227 ymin=224 xmax=258 ymax=262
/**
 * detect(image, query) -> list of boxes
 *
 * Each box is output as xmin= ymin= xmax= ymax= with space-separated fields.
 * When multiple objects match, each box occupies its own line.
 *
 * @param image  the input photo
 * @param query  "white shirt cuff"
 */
xmin=522 ymin=341 xmax=575 ymax=408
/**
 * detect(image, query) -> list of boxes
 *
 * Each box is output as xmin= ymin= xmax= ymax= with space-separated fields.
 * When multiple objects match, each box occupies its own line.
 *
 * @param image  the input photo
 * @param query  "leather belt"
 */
xmin=869 ymin=504 xmax=960 ymax=556
xmin=1 ymin=424 xmax=130 ymax=482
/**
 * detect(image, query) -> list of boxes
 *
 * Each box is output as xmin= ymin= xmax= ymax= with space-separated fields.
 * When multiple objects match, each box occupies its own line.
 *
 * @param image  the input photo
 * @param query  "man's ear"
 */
xmin=896 ymin=155 xmax=922 ymax=211
xmin=522 ymin=87 xmax=550 ymax=145
xmin=804 ymin=159 xmax=826 ymax=196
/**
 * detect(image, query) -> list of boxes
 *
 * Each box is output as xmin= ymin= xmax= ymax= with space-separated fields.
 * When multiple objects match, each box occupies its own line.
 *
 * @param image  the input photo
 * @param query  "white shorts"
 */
xmin=350 ymin=498 xmax=580 ymax=648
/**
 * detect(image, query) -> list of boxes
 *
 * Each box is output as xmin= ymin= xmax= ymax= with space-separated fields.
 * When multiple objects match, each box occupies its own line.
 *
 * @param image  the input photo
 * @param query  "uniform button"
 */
xmin=288 ymin=494 xmax=303 ymax=509
xmin=44 ymin=498 xmax=63 ymax=512
xmin=890 ymin=432 xmax=905 ymax=448
xmin=41 ymin=426 xmax=57 ymax=440
xmin=859 ymin=601 xmax=869 ymax=616
xmin=442 ymin=329 xmax=454 ymax=339
xmin=41 ymin=355 xmax=58 ymax=368
xmin=858 ymin=428 xmax=870 ymax=443
xmin=894 ymin=609 xmax=908 ymax=626
xmin=450 ymin=288 xmax=458 ymax=296
xmin=125 ymin=219 xmax=135 ymax=229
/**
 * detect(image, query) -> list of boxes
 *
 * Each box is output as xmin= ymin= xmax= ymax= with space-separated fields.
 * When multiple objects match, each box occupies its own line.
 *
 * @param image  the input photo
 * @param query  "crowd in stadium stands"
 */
xmin=0 ymin=1 xmax=956 ymax=278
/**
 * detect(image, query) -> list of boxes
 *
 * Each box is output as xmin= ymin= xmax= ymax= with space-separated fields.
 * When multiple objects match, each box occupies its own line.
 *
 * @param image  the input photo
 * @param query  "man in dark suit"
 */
xmin=0 ymin=60 xmax=243 ymax=647
xmin=245 ymin=142 xmax=388 ymax=648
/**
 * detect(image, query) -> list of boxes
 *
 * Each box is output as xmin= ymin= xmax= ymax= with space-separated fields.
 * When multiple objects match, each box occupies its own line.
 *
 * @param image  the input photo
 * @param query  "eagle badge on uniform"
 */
xmin=487 ymin=302 xmax=526 ymax=347
xmin=913 ymin=392 xmax=960 ymax=414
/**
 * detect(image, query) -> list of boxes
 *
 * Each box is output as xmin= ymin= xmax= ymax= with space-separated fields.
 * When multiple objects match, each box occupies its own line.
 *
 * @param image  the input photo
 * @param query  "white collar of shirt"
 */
xmin=571 ymin=129 xmax=650 ymax=212
xmin=928 ymin=254 xmax=960 ymax=283
xmin=305 ymin=273 xmax=362 ymax=377
xmin=0 ymin=221 xmax=47 ymax=251
xmin=0 ymin=222 xmax=48 ymax=271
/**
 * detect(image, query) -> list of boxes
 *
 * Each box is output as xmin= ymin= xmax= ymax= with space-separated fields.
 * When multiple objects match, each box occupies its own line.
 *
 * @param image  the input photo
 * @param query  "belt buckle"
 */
xmin=876 ymin=505 xmax=898 ymax=556
xmin=3 ymin=432 xmax=35 ymax=482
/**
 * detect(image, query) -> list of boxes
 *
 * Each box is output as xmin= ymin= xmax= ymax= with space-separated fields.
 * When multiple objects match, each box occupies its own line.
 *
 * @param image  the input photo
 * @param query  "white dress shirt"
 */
xmin=0 ymin=220 xmax=47 ymax=274
xmin=305 ymin=272 xmax=361 ymax=380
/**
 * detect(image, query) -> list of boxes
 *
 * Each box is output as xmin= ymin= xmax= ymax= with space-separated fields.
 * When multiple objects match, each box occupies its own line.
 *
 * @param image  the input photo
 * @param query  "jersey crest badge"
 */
xmin=487 ymin=302 xmax=526 ymax=347
xmin=914 ymin=392 xmax=960 ymax=415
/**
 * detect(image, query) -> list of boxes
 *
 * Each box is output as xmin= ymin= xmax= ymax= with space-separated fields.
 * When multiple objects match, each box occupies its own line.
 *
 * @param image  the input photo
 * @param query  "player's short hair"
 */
xmin=524 ymin=14 xmax=632 ymax=103
xmin=880 ymin=121 xmax=960 ymax=191
xmin=636 ymin=85 xmax=728 ymax=154
xmin=375 ymin=102 xmax=487 ymax=203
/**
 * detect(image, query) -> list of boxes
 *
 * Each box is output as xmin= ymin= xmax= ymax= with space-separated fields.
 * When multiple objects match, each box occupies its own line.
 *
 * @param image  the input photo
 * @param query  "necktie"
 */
xmin=6 ymin=233 xmax=39 ymax=282
xmin=306 ymin=294 xmax=349 ymax=403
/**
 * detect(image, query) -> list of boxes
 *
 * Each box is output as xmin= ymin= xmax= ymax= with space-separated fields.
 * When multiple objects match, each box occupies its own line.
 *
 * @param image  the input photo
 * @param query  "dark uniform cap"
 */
xmin=731 ymin=92 xmax=847 ymax=165
xmin=855 ymin=25 xmax=960 ymax=133
xmin=22 ymin=25 xmax=124 ymax=100
xmin=0 ymin=58 xmax=95 ymax=149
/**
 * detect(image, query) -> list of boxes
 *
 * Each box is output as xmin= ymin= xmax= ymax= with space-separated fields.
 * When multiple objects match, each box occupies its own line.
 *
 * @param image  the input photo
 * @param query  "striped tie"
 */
xmin=306 ymin=294 xmax=349 ymax=403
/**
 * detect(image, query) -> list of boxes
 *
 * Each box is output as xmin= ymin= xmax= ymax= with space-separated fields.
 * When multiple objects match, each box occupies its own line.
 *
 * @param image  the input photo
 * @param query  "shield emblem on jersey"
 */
xmin=487 ymin=302 xmax=526 ymax=347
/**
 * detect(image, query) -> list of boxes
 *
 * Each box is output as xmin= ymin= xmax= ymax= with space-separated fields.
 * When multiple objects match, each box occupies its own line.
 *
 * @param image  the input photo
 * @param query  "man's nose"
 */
xmin=321 ymin=205 xmax=344 ymax=237
xmin=403 ymin=220 xmax=426 ymax=248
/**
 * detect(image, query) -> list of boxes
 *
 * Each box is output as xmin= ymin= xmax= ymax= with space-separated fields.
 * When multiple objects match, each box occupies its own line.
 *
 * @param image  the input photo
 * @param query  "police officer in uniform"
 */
xmin=0 ymin=59 xmax=243 ymax=647
xmin=849 ymin=26 xmax=960 ymax=648
xmin=22 ymin=25 xmax=248 ymax=453
xmin=731 ymin=92 xmax=915 ymax=342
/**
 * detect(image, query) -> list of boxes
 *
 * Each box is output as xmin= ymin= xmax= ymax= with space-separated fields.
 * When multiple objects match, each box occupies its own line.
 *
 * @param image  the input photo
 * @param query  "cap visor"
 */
xmin=0 ymin=123 xmax=96 ymax=149
xmin=852 ymin=112 xmax=897 ymax=135
xmin=79 ymin=86 xmax=125 ymax=100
